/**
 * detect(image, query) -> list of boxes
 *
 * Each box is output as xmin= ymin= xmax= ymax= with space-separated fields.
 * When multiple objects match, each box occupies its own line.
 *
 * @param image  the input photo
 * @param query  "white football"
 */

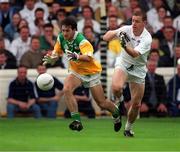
xmin=36 ymin=73 xmax=54 ymax=91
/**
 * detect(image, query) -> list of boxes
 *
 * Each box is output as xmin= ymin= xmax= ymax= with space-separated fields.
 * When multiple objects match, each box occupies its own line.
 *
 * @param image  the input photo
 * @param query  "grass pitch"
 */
xmin=0 ymin=117 xmax=180 ymax=151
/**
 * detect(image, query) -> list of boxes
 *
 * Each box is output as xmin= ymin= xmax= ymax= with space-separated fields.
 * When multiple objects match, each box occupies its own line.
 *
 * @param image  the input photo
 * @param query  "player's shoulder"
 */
xmin=75 ymin=32 xmax=90 ymax=45
xmin=141 ymin=28 xmax=152 ymax=42
xmin=57 ymin=32 xmax=64 ymax=42
xmin=117 ymin=25 xmax=131 ymax=32
xmin=120 ymin=25 xmax=131 ymax=30
xmin=76 ymin=32 xmax=86 ymax=41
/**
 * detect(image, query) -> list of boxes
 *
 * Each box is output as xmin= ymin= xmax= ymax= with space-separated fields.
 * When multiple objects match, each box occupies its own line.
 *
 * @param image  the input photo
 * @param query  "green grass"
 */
xmin=0 ymin=117 xmax=180 ymax=151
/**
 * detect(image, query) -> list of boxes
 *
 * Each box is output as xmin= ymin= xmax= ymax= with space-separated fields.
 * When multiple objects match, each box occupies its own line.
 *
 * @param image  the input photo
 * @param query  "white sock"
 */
xmin=125 ymin=121 xmax=133 ymax=131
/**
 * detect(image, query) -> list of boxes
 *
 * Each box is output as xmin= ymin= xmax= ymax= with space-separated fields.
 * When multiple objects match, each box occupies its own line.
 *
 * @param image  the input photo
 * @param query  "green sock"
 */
xmin=71 ymin=112 xmax=81 ymax=122
xmin=112 ymin=105 xmax=120 ymax=118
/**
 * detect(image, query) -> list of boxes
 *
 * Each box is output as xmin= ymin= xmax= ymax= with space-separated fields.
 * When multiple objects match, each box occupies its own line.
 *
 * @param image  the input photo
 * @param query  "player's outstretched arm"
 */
xmin=43 ymin=51 xmax=59 ymax=65
xmin=103 ymin=30 xmax=117 ymax=41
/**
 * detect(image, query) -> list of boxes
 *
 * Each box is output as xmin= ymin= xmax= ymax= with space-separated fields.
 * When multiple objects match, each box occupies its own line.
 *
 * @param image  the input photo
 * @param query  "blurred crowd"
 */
xmin=0 ymin=0 xmax=180 ymax=69
xmin=0 ymin=0 xmax=180 ymax=118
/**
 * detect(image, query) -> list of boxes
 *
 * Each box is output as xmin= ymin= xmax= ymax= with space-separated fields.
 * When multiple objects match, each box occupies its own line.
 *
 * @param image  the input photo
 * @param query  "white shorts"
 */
xmin=70 ymin=71 xmax=101 ymax=88
xmin=115 ymin=60 xmax=147 ymax=84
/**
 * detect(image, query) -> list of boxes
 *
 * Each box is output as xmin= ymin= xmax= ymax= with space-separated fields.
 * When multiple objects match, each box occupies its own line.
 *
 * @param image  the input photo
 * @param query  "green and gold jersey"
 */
xmin=53 ymin=31 xmax=102 ymax=75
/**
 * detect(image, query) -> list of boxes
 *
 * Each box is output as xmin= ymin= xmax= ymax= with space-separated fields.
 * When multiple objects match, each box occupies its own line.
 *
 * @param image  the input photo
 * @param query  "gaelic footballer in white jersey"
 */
xmin=115 ymin=25 xmax=152 ymax=83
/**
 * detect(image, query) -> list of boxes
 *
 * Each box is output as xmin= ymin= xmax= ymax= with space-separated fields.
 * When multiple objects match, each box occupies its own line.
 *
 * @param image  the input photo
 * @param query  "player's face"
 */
xmin=61 ymin=25 xmax=75 ymax=41
xmin=132 ymin=15 xmax=145 ymax=36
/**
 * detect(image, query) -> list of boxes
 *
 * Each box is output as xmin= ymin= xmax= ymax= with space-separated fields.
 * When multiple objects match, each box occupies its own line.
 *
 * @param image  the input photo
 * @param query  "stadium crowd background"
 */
xmin=0 ymin=0 xmax=180 ymax=118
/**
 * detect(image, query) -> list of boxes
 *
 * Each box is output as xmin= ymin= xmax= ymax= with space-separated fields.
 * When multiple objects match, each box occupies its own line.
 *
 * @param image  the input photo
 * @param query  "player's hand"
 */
xmin=66 ymin=50 xmax=79 ymax=61
xmin=119 ymin=32 xmax=130 ymax=49
xmin=42 ymin=52 xmax=58 ymax=65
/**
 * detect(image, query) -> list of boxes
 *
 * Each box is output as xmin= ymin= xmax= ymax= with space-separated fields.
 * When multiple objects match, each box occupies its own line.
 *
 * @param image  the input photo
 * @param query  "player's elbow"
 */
xmin=103 ymin=35 xmax=108 ymax=41
xmin=103 ymin=31 xmax=115 ymax=41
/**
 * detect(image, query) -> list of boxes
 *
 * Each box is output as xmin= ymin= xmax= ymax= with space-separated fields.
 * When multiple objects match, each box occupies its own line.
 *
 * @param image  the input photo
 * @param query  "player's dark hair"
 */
xmin=61 ymin=16 xmax=77 ymax=30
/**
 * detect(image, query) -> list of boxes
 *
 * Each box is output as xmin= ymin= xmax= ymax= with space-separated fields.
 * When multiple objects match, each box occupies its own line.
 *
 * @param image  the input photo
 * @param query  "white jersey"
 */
xmin=114 ymin=25 xmax=152 ymax=80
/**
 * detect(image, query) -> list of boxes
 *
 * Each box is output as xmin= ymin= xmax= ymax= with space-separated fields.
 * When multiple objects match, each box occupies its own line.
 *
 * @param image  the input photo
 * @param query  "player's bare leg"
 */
xmin=111 ymin=69 xmax=127 ymax=103
xmin=90 ymin=84 xmax=121 ymax=132
xmin=124 ymin=82 xmax=144 ymax=137
xmin=110 ymin=69 xmax=127 ymax=131
xmin=63 ymin=74 xmax=83 ymax=131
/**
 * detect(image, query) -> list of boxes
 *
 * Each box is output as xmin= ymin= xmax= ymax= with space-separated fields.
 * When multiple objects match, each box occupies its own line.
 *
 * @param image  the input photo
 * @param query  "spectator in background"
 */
xmin=175 ymin=44 xmax=180 ymax=60
xmin=83 ymin=25 xmax=100 ymax=54
xmin=20 ymin=35 xmax=43 ymax=68
xmin=18 ymin=18 xmax=29 ymax=30
xmin=39 ymin=23 xmax=56 ymax=52
xmin=106 ymin=5 xmax=124 ymax=27
xmin=140 ymin=58 xmax=168 ymax=117
xmin=150 ymin=6 xmax=168 ymax=33
xmin=122 ymin=0 xmax=140 ymax=21
xmin=7 ymin=66 xmax=41 ymax=118
xmin=0 ymin=37 xmax=16 ymax=66
xmin=0 ymin=25 xmax=10 ymax=50
xmin=34 ymin=16 xmax=45 ymax=36
xmin=164 ymin=0 xmax=180 ymax=18
xmin=35 ymin=0 xmax=49 ymax=20
xmin=52 ymin=8 xmax=67 ymax=37
xmin=4 ymin=12 xmax=21 ymax=41
xmin=70 ymin=0 xmax=89 ymax=21
xmin=167 ymin=58 xmax=180 ymax=116
xmin=153 ymin=15 xmax=178 ymax=40
xmin=20 ymin=0 xmax=37 ymax=26
xmin=20 ymin=0 xmax=49 ymax=27
xmin=0 ymin=0 xmax=16 ymax=29
xmin=30 ymin=7 xmax=48 ymax=36
xmin=77 ymin=5 xmax=100 ymax=34
xmin=149 ymin=49 xmax=159 ymax=63
xmin=35 ymin=64 xmax=63 ymax=118
xmin=150 ymin=38 xmax=172 ymax=67
xmin=10 ymin=0 xmax=25 ymax=12
xmin=39 ymin=23 xmax=64 ymax=68
xmin=147 ymin=0 xmax=165 ymax=29
xmin=159 ymin=26 xmax=176 ymax=67
xmin=64 ymin=85 xmax=95 ymax=119
xmin=0 ymin=49 xmax=17 ymax=69
xmin=173 ymin=15 xmax=180 ymax=32
xmin=48 ymin=2 xmax=61 ymax=23
xmin=10 ymin=25 xmax=31 ymax=66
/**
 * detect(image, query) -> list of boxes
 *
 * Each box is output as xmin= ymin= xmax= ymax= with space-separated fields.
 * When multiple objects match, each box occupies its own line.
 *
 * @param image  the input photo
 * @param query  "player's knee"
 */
xmin=111 ymin=84 xmax=123 ymax=94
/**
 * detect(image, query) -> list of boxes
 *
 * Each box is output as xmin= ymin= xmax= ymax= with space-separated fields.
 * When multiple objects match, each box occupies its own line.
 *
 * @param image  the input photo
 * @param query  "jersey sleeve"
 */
xmin=134 ymin=35 xmax=152 ymax=55
xmin=79 ymin=39 xmax=94 ymax=57
xmin=115 ymin=26 xmax=128 ymax=38
xmin=53 ymin=37 xmax=63 ymax=56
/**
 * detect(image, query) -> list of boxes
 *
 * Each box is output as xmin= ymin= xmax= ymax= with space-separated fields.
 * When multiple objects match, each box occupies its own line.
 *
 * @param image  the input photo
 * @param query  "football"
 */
xmin=36 ymin=73 xmax=54 ymax=91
